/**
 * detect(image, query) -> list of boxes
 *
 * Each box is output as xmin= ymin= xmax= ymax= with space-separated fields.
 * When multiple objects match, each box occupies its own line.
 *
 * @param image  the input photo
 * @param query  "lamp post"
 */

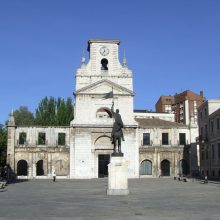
xmin=178 ymin=150 xmax=181 ymax=177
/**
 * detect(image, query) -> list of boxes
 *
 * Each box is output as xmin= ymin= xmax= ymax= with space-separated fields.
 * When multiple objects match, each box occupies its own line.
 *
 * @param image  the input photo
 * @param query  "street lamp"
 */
xmin=178 ymin=150 xmax=181 ymax=177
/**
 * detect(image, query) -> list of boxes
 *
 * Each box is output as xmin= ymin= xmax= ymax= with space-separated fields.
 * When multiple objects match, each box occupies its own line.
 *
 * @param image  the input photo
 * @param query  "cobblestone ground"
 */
xmin=0 ymin=178 xmax=220 ymax=220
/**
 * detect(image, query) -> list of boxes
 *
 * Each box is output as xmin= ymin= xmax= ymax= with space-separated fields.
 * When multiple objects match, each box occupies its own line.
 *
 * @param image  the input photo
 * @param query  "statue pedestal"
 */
xmin=107 ymin=155 xmax=129 ymax=195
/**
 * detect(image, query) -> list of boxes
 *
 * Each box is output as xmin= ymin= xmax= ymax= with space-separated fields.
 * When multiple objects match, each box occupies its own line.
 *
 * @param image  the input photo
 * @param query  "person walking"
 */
xmin=52 ymin=170 xmax=56 ymax=182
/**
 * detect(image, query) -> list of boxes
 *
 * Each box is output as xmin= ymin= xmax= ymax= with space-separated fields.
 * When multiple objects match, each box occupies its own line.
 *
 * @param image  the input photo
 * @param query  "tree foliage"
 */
xmin=0 ymin=124 xmax=7 ymax=165
xmin=35 ymin=96 xmax=74 ymax=126
xmin=0 ymin=97 xmax=73 ymax=165
xmin=13 ymin=106 xmax=35 ymax=126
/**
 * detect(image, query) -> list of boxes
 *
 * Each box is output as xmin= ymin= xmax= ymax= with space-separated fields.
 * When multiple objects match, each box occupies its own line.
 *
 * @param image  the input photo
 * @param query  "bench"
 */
xmin=0 ymin=181 xmax=7 ymax=189
xmin=177 ymin=177 xmax=187 ymax=182
xmin=200 ymin=179 xmax=208 ymax=184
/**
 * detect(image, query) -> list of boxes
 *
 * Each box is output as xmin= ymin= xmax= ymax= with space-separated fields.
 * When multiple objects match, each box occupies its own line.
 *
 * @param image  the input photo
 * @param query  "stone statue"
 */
xmin=111 ymin=102 xmax=124 ymax=154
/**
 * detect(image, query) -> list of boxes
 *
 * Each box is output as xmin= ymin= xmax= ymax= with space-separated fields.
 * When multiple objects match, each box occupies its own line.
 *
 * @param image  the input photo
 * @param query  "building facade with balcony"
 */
xmin=198 ymin=100 xmax=220 ymax=180
xmin=136 ymin=117 xmax=190 ymax=177
xmin=155 ymin=91 xmax=205 ymax=177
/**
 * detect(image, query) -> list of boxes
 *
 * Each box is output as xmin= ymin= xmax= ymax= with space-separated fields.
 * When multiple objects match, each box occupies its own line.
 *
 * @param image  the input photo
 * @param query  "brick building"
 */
xmin=156 ymin=90 xmax=205 ymax=125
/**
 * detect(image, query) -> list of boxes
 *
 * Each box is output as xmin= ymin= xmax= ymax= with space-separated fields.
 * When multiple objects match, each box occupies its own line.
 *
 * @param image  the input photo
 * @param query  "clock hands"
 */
xmin=100 ymin=46 xmax=109 ymax=56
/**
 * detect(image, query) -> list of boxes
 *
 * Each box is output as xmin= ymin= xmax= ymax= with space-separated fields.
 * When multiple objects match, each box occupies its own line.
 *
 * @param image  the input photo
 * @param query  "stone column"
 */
xmin=32 ymin=163 xmax=36 ymax=178
xmin=7 ymin=112 xmax=16 ymax=172
xmin=28 ymin=165 xmax=32 ymax=179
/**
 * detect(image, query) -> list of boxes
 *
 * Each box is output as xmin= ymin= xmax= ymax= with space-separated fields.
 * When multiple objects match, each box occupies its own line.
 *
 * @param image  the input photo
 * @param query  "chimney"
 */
xmin=200 ymin=91 xmax=204 ymax=97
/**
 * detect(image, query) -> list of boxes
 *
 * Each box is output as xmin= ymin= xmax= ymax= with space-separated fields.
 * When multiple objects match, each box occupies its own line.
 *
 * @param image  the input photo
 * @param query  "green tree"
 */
xmin=65 ymin=97 xmax=74 ymax=125
xmin=13 ymin=106 xmax=35 ymax=126
xmin=0 ymin=124 xmax=7 ymax=165
xmin=35 ymin=96 xmax=74 ymax=126
xmin=35 ymin=97 xmax=56 ymax=126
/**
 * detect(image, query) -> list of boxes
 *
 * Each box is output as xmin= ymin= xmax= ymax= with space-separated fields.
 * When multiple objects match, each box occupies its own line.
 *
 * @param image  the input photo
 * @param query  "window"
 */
xmin=204 ymin=108 xmax=207 ymax=116
xmin=179 ymin=133 xmax=186 ymax=145
xmin=206 ymin=150 xmax=208 ymax=160
xmin=201 ymin=151 xmax=204 ymax=160
xmin=162 ymin=133 xmax=169 ymax=145
xmin=38 ymin=132 xmax=46 ymax=145
xmin=143 ymin=133 xmax=150 ymax=145
xmin=205 ymin=125 xmax=207 ymax=138
xmin=212 ymin=170 xmax=215 ymax=177
xmin=140 ymin=160 xmax=152 ymax=175
xmin=211 ymin=121 xmax=214 ymax=133
xmin=217 ymin=118 xmax=220 ymax=130
xmin=19 ymin=132 xmax=26 ymax=145
xmin=212 ymin=144 xmax=215 ymax=159
xmin=58 ymin=133 xmax=66 ymax=145
xmin=165 ymin=105 xmax=171 ymax=113
xmin=200 ymin=127 xmax=203 ymax=137
xmin=101 ymin=58 xmax=108 ymax=70
xmin=200 ymin=111 xmax=202 ymax=119
xmin=218 ymin=143 xmax=220 ymax=158
xmin=96 ymin=108 xmax=112 ymax=118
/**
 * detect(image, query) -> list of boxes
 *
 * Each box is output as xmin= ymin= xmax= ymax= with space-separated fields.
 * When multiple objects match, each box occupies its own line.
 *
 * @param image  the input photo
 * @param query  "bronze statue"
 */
xmin=111 ymin=102 xmax=124 ymax=154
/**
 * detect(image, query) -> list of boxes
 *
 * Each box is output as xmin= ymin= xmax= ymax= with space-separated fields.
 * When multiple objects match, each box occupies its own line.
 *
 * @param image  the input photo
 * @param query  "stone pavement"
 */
xmin=0 ymin=178 xmax=220 ymax=220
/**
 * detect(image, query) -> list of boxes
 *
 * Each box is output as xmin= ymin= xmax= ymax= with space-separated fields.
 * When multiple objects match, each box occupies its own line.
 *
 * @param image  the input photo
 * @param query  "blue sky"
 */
xmin=1 ymin=0 xmax=220 ymax=124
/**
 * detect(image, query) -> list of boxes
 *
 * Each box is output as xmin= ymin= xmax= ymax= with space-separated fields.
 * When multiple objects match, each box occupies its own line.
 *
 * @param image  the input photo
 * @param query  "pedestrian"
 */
xmin=52 ymin=170 xmax=56 ymax=182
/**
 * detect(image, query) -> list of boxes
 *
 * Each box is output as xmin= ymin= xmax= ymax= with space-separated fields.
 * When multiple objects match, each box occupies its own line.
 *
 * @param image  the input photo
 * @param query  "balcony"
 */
xmin=196 ymin=135 xmax=209 ymax=143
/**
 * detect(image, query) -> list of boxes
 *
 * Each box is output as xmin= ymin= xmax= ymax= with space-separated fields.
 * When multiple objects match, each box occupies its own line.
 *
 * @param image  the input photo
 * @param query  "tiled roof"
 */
xmin=135 ymin=118 xmax=187 ymax=128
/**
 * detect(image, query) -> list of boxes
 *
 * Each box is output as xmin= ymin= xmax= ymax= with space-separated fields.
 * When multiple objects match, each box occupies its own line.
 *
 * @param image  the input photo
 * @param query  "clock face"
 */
xmin=99 ymin=46 xmax=109 ymax=56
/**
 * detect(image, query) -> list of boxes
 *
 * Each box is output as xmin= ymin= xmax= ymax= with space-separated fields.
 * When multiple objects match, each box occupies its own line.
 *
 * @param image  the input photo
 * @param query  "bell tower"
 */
xmin=70 ymin=39 xmax=139 ymax=179
xmin=75 ymin=39 xmax=133 ymax=91
xmin=87 ymin=39 xmax=121 ymax=75
xmin=72 ymin=39 xmax=135 ymax=126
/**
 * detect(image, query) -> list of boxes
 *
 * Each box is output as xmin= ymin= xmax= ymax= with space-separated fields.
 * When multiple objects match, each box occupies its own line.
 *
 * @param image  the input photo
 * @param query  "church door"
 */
xmin=17 ymin=160 xmax=28 ymax=176
xmin=161 ymin=160 xmax=170 ymax=176
xmin=98 ymin=154 xmax=110 ymax=178
xmin=140 ymin=160 xmax=152 ymax=175
xmin=36 ymin=160 xmax=44 ymax=176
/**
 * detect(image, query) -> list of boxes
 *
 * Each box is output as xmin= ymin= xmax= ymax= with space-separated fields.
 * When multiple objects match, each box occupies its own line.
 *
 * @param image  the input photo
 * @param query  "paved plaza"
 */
xmin=0 ymin=178 xmax=220 ymax=220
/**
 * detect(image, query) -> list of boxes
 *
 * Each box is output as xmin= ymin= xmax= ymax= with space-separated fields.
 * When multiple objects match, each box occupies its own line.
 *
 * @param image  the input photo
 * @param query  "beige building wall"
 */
xmin=198 ymin=100 xmax=220 ymax=180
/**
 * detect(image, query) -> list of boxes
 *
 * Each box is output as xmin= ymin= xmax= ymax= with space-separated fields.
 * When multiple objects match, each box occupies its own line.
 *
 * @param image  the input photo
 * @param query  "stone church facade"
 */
xmin=7 ymin=39 xmax=197 ymax=179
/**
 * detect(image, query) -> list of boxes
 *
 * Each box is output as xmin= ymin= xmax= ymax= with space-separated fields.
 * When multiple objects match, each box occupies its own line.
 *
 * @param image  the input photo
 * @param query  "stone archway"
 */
xmin=96 ymin=108 xmax=112 ymax=119
xmin=17 ymin=160 xmax=28 ymax=176
xmin=161 ymin=159 xmax=170 ymax=176
xmin=36 ymin=160 xmax=44 ymax=176
xmin=94 ymin=135 xmax=112 ymax=178
xmin=140 ymin=160 xmax=152 ymax=175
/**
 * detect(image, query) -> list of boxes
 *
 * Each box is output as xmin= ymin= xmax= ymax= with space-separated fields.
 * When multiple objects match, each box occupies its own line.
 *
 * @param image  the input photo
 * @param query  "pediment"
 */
xmin=75 ymin=79 xmax=134 ymax=96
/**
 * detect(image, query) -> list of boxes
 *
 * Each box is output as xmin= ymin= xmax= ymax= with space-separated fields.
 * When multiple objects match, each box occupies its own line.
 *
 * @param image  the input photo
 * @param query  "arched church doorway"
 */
xmin=98 ymin=154 xmax=110 ymax=178
xmin=140 ymin=160 xmax=152 ymax=175
xmin=36 ymin=160 xmax=44 ymax=176
xmin=161 ymin=159 xmax=170 ymax=176
xmin=17 ymin=160 xmax=28 ymax=176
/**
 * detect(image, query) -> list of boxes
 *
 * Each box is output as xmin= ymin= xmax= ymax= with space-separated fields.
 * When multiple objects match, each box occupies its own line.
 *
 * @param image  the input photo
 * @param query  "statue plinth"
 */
xmin=107 ymin=156 xmax=129 ymax=195
xmin=111 ymin=152 xmax=124 ymax=157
